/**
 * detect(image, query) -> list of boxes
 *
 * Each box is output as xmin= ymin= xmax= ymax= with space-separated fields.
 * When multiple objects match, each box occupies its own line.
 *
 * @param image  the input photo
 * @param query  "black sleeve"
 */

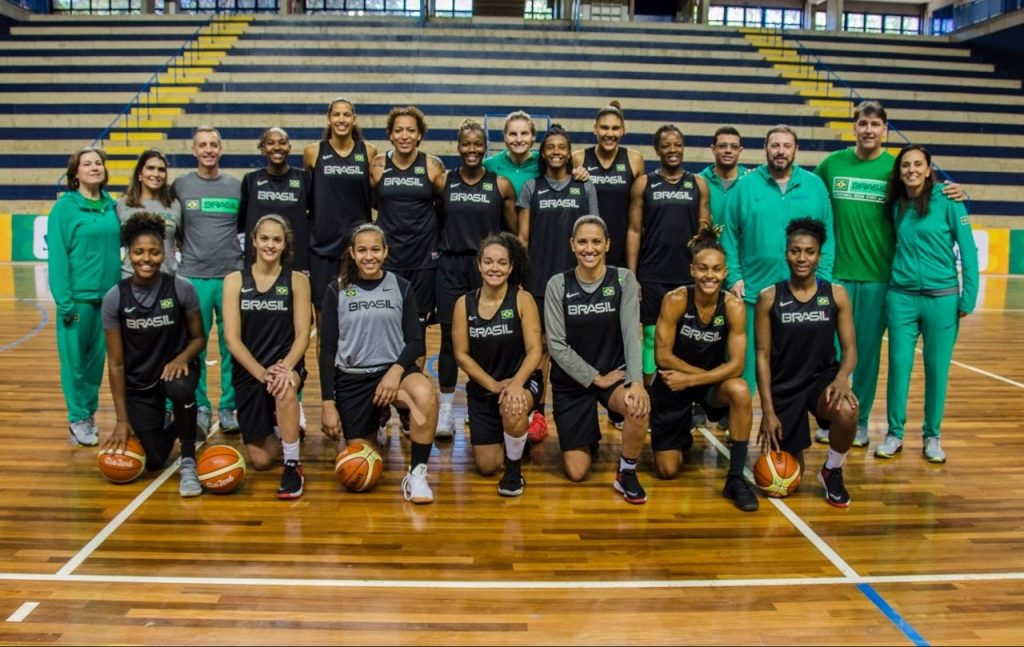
xmin=303 ymin=170 xmax=314 ymax=222
xmin=395 ymin=279 xmax=424 ymax=370
xmin=238 ymin=172 xmax=252 ymax=235
xmin=318 ymin=282 xmax=340 ymax=401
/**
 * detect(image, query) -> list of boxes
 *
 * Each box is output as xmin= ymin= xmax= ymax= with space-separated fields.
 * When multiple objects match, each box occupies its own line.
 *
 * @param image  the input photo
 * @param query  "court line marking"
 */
xmin=858 ymin=584 xmax=929 ymax=647
xmin=0 ymin=301 xmax=48 ymax=353
xmin=5 ymin=601 xmax=39 ymax=623
xmin=881 ymin=335 xmax=1024 ymax=391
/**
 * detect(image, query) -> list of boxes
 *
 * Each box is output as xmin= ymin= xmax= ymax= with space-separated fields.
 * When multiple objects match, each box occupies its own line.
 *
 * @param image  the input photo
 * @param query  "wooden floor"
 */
xmin=1 ymin=262 xmax=1022 ymax=645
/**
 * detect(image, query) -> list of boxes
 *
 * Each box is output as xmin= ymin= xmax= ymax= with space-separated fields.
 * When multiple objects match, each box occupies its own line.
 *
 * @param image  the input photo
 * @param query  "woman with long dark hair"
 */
xmin=116 ymin=149 xmax=181 ymax=278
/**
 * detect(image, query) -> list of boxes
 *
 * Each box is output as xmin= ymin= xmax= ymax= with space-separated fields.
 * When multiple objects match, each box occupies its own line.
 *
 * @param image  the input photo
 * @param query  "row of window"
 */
xmin=706 ymin=5 xmax=921 ymax=35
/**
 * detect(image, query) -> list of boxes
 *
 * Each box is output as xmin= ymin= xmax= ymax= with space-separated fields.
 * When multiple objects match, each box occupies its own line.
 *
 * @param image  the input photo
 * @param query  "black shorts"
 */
xmin=391 ymin=267 xmax=436 ymax=325
xmin=309 ymin=252 xmax=341 ymax=312
xmin=551 ymin=378 xmax=622 ymax=452
xmin=126 ymin=370 xmax=199 ymax=471
xmin=640 ymin=280 xmax=688 ymax=326
xmin=235 ymin=363 xmax=308 ymax=445
xmin=772 ymin=368 xmax=838 ymax=455
xmin=435 ymin=253 xmax=480 ymax=325
xmin=466 ymin=371 xmax=544 ymax=446
xmin=335 ymin=365 xmax=420 ymax=441
xmin=649 ymin=377 xmax=728 ymax=452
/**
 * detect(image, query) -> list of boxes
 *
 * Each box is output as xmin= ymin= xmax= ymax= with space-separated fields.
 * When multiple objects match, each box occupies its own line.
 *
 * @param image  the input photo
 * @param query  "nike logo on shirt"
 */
xmin=538 ymin=189 xmax=550 ymax=195
xmin=322 ymin=154 xmax=334 ymax=160
xmin=257 ymin=179 xmax=269 ymax=186
xmin=683 ymin=313 xmax=696 ymax=319
xmin=566 ymin=292 xmax=580 ymax=298
xmin=651 ymin=182 xmax=663 ymax=188
xmin=587 ymin=166 xmax=599 ymax=171
xmin=124 ymin=307 xmax=136 ymax=313
xmin=184 ymin=402 xmax=196 ymax=409
xmin=241 ymin=288 xmax=255 ymax=293
xmin=450 ymin=183 xmax=461 ymax=189
xmin=780 ymin=300 xmax=794 ymax=307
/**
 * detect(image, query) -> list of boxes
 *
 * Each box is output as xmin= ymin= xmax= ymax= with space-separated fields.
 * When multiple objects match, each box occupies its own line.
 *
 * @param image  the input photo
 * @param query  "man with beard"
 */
xmin=721 ymin=125 xmax=834 ymax=393
xmin=698 ymin=126 xmax=747 ymax=225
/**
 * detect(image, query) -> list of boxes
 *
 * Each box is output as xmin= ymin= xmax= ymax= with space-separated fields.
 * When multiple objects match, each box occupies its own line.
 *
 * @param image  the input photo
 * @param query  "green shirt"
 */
xmin=46 ymin=190 xmax=121 ymax=317
xmin=890 ymin=184 xmax=979 ymax=315
xmin=698 ymin=164 xmax=747 ymax=226
xmin=814 ymin=148 xmax=895 ymax=282
xmin=482 ymin=150 xmax=540 ymax=198
xmin=720 ymin=164 xmax=835 ymax=304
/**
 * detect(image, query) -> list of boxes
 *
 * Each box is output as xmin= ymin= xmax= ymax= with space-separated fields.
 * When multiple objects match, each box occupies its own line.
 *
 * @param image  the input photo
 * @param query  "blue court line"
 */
xmin=857 ymin=583 xmax=930 ymax=646
xmin=0 ymin=301 xmax=49 ymax=353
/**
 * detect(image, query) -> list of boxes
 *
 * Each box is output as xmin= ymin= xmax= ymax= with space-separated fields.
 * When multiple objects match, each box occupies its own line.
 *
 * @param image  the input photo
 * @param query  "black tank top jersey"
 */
xmin=526 ymin=176 xmax=591 ymax=297
xmin=583 ymin=147 xmax=633 ymax=267
xmin=242 ymin=167 xmax=311 ymax=271
xmin=311 ymin=139 xmax=371 ymax=258
xmin=439 ymin=170 xmax=504 ymax=254
xmin=672 ymin=287 xmax=729 ymax=371
xmin=234 ymin=268 xmax=302 ymax=384
xmin=551 ymin=268 xmax=625 ymax=387
xmin=465 ymin=287 xmax=526 ymax=398
xmin=117 ymin=275 xmax=189 ymax=391
xmin=637 ymin=170 xmax=702 ymax=285
xmin=376 ymin=151 xmax=439 ymax=270
xmin=769 ymin=280 xmax=839 ymax=395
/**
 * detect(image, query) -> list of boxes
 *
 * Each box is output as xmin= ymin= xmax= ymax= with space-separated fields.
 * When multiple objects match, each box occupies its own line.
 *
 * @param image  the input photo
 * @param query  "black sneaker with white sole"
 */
xmin=613 ymin=468 xmax=647 ymax=504
xmin=818 ymin=464 xmax=851 ymax=508
xmin=722 ymin=476 xmax=759 ymax=512
xmin=277 ymin=460 xmax=304 ymax=500
xmin=498 ymin=458 xmax=525 ymax=497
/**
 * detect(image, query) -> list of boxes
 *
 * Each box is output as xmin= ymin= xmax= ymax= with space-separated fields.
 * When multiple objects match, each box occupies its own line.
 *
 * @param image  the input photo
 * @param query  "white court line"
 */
xmin=5 ymin=601 xmax=39 ymax=622
xmin=698 ymin=428 xmax=860 ymax=579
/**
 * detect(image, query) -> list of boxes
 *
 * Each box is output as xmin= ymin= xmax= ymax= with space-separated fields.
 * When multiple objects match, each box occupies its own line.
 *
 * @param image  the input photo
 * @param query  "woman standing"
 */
xmin=482 ymin=110 xmax=540 ymax=198
xmin=223 ymin=215 xmax=311 ymax=499
xmin=572 ymin=101 xmax=644 ymax=268
xmin=755 ymin=218 xmax=858 ymax=508
xmin=433 ymin=119 xmax=517 ymax=438
xmin=48 ymin=147 xmax=122 ymax=446
xmin=626 ymin=125 xmax=710 ymax=385
xmin=102 ymin=213 xmax=206 ymax=496
xmin=452 ymin=233 xmax=542 ymax=496
xmin=319 ymin=224 xmax=439 ymax=504
xmin=116 ymin=149 xmax=182 ymax=278
xmin=545 ymin=216 xmax=649 ymax=503
xmin=303 ymin=98 xmax=376 ymax=311
xmin=875 ymin=145 xmax=978 ymax=464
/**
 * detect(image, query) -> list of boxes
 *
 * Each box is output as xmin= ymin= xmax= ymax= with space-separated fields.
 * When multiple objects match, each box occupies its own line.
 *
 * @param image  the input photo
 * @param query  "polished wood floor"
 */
xmin=0 ymin=263 xmax=1022 ymax=645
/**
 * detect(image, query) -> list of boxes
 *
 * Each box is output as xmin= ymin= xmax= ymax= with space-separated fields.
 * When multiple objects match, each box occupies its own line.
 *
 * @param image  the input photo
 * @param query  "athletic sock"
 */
xmin=728 ymin=440 xmax=749 ymax=478
xmin=282 ymin=439 xmax=300 ymax=463
xmin=825 ymin=448 xmax=847 ymax=470
xmin=619 ymin=455 xmax=638 ymax=472
xmin=410 ymin=441 xmax=432 ymax=470
xmin=439 ymin=391 xmax=455 ymax=408
xmin=504 ymin=432 xmax=527 ymax=461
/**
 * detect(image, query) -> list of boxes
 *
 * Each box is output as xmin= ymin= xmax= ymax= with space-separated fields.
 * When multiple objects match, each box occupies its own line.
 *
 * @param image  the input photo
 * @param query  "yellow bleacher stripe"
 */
xmin=104 ymin=160 xmax=138 ymax=171
xmin=816 ymin=107 xmax=853 ymax=118
xmin=106 ymin=132 xmax=166 ymax=142
xmin=808 ymin=99 xmax=852 ymax=108
xmin=0 ymin=213 xmax=11 ymax=262
xmin=147 ymin=86 xmax=198 ymax=95
xmin=128 ymin=107 xmax=183 ymax=117
xmin=104 ymin=145 xmax=151 ymax=156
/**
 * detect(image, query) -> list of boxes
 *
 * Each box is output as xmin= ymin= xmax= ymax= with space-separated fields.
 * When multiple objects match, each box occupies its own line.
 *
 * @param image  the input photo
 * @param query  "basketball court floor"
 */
xmin=0 ymin=261 xmax=1021 ymax=645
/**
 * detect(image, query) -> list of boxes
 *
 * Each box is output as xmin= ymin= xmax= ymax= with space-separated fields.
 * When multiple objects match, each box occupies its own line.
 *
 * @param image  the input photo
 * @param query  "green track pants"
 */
xmin=55 ymin=301 xmax=106 ymax=423
xmin=840 ymin=281 xmax=888 ymax=427
xmin=188 ymin=276 xmax=235 ymax=411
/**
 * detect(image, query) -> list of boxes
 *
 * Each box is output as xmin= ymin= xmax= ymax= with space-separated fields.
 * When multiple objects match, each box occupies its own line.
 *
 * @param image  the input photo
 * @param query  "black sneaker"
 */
xmin=277 ymin=460 xmax=304 ymax=500
xmin=817 ymin=464 xmax=851 ymax=508
xmin=399 ymin=409 xmax=411 ymax=433
xmin=722 ymin=476 xmax=760 ymax=512
xmin=613 ymin=468 xmax=647 ymax=504
xmin=498 ymin=458 xmax=525 ymax=497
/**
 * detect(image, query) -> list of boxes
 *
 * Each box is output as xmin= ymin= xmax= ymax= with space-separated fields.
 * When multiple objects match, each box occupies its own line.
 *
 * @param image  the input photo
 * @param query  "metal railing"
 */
xmin=953 ymin=0 xmax=1023 ymax=29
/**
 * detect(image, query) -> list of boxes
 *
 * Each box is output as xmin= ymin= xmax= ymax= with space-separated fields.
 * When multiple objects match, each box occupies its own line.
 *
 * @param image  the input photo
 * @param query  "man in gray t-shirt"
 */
xmin=170 ymin=126 xmax=242 ymax=435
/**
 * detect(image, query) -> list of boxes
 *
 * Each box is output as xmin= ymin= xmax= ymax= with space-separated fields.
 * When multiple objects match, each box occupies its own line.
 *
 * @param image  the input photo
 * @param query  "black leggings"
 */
xmin=438 ymin=323 xmax=458 ymax=390
xmin=130 ymin=370 xmax=199 ymax=471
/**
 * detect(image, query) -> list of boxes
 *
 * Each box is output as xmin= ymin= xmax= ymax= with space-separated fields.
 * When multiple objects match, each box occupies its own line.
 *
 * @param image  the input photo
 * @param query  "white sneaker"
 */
xmin=401 ymin=463 xmax=434 ymax=504
xmin=68 ymin=419 xmax=98 ymax=446
xmin=178 ymin=458 xmax=202 ymax=497
xmin=814 ymin=427 xmax=829 ymax=444
xmin=298 ymin=403 xmax=307 ymax=434
xmin=435 ymin=402 xmax=454 ymax=439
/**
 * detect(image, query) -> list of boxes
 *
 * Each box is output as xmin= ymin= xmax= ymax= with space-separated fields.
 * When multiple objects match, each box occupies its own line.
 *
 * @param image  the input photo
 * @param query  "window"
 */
xmin=782 ymin=8 xmax=800 ymax=28
xmin=52 ymin=0 xmax=143 ymax=12
xmin=842 ymin=11 xmax=920 ymax=34
xmin=865 ymin=13 xmax=883 ymax=32
xmin=745 ymin=7 xmax=761 ymax=25
xmin=708 ymin=5 xmax=724 ymax=25
xmin=708 ymin=5 xmax=802 ymax=29
xmin=845 ymin=12 xmax=864 ymax=31
xmin=814 ymin=10 xmax=825 ymax=30
xmin=725 ymin=6 xmax=744 ymax=26
xmin=904 ymin=16 xmax=920 ymax=34
xmin=764 ymin=8 xmax=782 ymax=27
xmin=523 ymin=0 xmax=553 ymax=19
xmin=304 ymin=0 xmax=420 ymax=14
xmin=179 ymin=0 xmax=278 ymax=10
xmin=434 ymin=0 xmax=472 ymax=17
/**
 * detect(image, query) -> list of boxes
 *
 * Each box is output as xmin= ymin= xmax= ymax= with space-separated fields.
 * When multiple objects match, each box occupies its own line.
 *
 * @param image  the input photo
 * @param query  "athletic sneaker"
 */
xmin=722 ymin=476 xmax=759 ymax=512
xmin=874 ymin=433 xmax=904 ymax=459
xmin=377 ymin=423 xmax=391 ymax=450
xmin=818 ymin=464 xmax=851 ymax=508
xmin=402 ymin=463 xmax=434 ymax=504
xmin=435 ymin=402 xmax=455 ymax=439
xmin=692 ymin=404 xmax=708 ymax=430
xmin=613 ymin=468 xmax=647 ymax=504
xmin=527 ymin=411 xmax=549 ymax=443
xmin=717 ymin=416 xmax=731 ymax=444
xmin=611 ymin=418 xmax=625 ymax=431
xmin=197 ymin=406 xmax=212 ymax=441
xmin=814 ymin=427 xmax=829 ymax=444
xmin=922 ymin=436 xmax=947 ymax=463
xmin=498 ymin=458 xmax=525 ymax=497
xmin=68 ymin=419 xmax=98 ymax=446
xmin=852 ymin=424 xmax=870 ymax=448
xmin=219 ymin=408 xmax=240 ymax=434
xmin=277 ymin=459 xmax=304 ymax=500
xmin=398 ymin=409 xmax=411 ymax=436
xmin=178 ymin=457 xmax=202 ymax=498
xmin=298 ymin=403 xmax=307 ymax=442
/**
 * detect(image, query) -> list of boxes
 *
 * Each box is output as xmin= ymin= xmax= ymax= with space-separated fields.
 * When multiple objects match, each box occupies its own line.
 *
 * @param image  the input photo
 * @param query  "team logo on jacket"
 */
xmin=615 ymin=163 xmax=626 ymax=172
xmin=713 ymin=315 xmax=725 ymax=326
xmin=602 ymin=286 xmax=615 ymax=297
xmin=817 ymin=296 xmax=830 ymax=306
xmin=276 ymin=286 xmax=289 ymax=296
xmin=160 ymin=298 xmax=173 ymax=309
xmin=186 ymin=200 xmax=199 ymax=210
xmin=501 ymin=309 xmax=514 ymax=320
xmin=289 ymin=179 xmax=301 ymax=188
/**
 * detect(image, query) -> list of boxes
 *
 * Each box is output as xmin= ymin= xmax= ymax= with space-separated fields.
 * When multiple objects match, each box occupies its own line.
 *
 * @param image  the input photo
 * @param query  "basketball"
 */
xmin=753 ymin=451 xmax=801 ymax=497
xmin=98 ymin=437 xmax=146 ymax=483
xmin=197 ymin=445 xmax=246 ymax=494
xmin=334 ymin=440 xmax=383 ymax=492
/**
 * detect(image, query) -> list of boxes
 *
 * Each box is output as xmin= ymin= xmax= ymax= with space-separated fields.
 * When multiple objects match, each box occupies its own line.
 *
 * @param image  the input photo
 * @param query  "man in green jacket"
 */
xmin=721 ymin=125 xmax=835 ymax=393
xmin=698 ymin=125 xmax=747 ymax=225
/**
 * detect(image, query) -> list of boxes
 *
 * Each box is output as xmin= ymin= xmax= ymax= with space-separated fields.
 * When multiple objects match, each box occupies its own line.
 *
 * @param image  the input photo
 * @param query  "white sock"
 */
xmin=825 ymin=448 xmax=846 ymax=470
xmin=440 ymin=392 xmax=455 ymax=408
xmin=282 ymin=439 xmax=300 ymax=463
xmin=619 ymin=455 xmax=638 ymax=472
xmin=504 ymin=432 xmax=527 ymax=461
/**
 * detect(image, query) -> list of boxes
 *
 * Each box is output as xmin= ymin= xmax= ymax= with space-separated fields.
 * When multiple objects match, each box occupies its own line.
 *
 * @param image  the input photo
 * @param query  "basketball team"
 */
xmin=47 ymin=98 xmax=977 ymax=512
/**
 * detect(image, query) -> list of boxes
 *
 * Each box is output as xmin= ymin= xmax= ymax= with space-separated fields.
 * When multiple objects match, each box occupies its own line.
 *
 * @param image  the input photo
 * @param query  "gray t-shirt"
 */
xmin=116 ymin=197 xmax=182 ymax=278
xmin=544 ymin=266 xmax=642 ymax=387
xmin=171 ymin=171 xmax=243 ymax=279
xmin=102 ymin=275 xmax=200 ymax=330
xmin=516 ymin=175 xmax=600 ymax=217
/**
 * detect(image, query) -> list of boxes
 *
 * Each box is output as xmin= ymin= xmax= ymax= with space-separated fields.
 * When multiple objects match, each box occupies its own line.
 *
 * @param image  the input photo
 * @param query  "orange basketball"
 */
xmin=197 ymin=444 xmax=246 ymax=494
xmin=753 ymin=451 xmax=801 ymax=497
xmin=98 ymin=437 xmax=146 ymax=483
xmin=334 ymin=440 xmax=383 ymax=492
